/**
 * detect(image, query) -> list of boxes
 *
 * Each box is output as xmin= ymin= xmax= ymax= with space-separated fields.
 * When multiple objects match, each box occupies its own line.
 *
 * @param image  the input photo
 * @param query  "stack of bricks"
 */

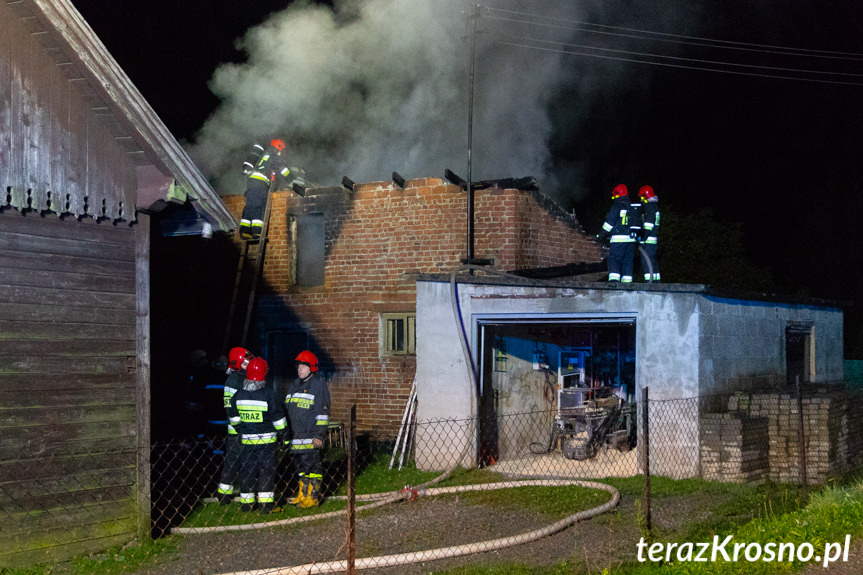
xmin=700 ymin=412 xmax=769 ymax=483
xmin=727 ymin=390 xmax=856 ymax=485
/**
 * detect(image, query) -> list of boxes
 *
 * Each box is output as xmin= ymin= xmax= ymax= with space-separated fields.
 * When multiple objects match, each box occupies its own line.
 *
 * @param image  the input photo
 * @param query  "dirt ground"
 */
xmin=123 ymin=490 xmax=649 ymax=575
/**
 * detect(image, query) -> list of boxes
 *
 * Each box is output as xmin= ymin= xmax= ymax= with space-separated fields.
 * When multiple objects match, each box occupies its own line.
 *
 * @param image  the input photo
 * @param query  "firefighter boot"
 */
xmin=298 ymin=478 xmax=322 ymax=508
xmin=287 ymin=480 xmax=305 ymax=505
xmin=239 ymin=220 xmax=253 ymax=240
xmin=259 ymin=502 xmax=274 ymax=515
xmin=217 ymin=494 xmax=233 ymax=506
xmin=250 ymin=220 xmax=264 ymax=240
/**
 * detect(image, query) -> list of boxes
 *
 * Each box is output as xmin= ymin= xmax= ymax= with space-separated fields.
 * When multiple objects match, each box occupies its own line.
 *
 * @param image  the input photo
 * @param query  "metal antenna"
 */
xmin=466 ymin=3 xmax=479 ymax=264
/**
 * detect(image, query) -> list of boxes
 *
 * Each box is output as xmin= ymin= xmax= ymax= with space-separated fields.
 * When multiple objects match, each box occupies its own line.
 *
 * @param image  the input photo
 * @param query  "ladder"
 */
xmin=221 ymin=179 xmax=276 ymax=351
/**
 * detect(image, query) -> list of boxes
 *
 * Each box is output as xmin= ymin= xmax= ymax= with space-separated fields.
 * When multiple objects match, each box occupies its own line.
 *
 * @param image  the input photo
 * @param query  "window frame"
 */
xmin=381 ymin=312 xmax=416 ymax=356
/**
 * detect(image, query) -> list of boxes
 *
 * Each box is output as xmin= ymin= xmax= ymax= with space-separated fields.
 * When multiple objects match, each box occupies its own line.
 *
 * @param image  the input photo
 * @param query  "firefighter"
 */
xmin=216 ymin=346 xmax=254 ymax=505
xmin=638 ymin=185 xmax=661 ymax=282
xmin=227 ymin=357 xmax=287 ymax=513
xmin=284 ymin=350 xmax=331 ymax=508
xmin=597 ymin=184 xmax=636 ymax=283
xmin=240 ymin=138 xmax=293 ymax=240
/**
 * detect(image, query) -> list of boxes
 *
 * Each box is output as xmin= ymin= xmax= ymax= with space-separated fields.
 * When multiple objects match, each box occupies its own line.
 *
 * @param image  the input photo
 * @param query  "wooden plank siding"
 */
xmin=0 ymin=0 xmax=137 ymax=222
xmin=0 ymin=210 xmax=140 ymax=567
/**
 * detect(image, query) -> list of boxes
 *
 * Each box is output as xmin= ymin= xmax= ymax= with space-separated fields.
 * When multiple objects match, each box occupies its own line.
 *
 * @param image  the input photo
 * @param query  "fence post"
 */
xmin=641 ymin=386 xmax=651 ymax=533
xmin=795 ymin=376 xmax=808 ymax=503
xmin=347 ymin=404 xmax=357 ymax=574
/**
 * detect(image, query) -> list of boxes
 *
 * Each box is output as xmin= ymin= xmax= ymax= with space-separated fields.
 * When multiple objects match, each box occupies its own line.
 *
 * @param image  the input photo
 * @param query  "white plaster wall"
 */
xmin=699 ymin=297 xmax=844 ymax=394
xmin=415 ymin=280 xmax=703 ymax=474
xmin=414 ymin=280 xmax=476 ymax=470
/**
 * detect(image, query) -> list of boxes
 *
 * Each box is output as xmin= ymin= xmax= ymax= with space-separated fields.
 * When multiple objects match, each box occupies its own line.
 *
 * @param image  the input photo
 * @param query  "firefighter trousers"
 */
xmin=217 ymin=435 xmax=241 ymax=496
xmin=608 ymin=242 xmax=635 ymax=282
xmin=239 ymin=442 xmax=277 ymax=503
xmin=640 ymin=243 xmax=659 ymax=281
xmin=242 ymin=178 xmax=269 ymax=224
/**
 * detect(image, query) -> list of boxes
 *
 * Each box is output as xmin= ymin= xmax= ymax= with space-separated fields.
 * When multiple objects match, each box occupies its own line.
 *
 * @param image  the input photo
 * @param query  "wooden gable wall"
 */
xmin=0 ymin=0 xmax=150 ymax=566
xmin=0 ymin=0 xmax=138 ymax=222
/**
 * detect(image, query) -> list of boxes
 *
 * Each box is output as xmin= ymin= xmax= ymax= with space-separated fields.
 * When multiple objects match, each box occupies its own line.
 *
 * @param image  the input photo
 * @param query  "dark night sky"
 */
xmin=70 ymin=0 xmax=863 ymax=350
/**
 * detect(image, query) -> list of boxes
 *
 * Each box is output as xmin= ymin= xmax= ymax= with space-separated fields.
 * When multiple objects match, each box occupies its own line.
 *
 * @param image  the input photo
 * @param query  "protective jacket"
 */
xmin=223 ymin=371 xmax=244 ymax=436
xmin=599 ymin=197 xmax=636 ymax=244
xmin=228 ymin=384 xmax=287 ymax=445
xmin=641 ymin=198 xmax=660 ymax=244
xmin=285 ymin=374 xmax=330 ymax=451
xmin=246 ymin=146 xmax=292 ymax=188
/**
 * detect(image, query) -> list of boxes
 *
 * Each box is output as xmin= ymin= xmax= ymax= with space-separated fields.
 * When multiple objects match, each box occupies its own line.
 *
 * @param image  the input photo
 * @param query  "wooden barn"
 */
xmin=0 ymin=0 xmax=235 ymax=566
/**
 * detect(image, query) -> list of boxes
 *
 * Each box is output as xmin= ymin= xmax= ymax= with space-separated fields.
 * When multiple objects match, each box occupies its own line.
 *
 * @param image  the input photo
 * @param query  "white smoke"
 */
xmin=188 ymin=0 xmax=596 ymax=196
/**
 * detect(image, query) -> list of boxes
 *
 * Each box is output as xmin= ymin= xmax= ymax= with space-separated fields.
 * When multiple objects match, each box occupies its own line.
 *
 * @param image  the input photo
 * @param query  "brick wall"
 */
xmin=222 ymin=178 xmax=603 ymax=438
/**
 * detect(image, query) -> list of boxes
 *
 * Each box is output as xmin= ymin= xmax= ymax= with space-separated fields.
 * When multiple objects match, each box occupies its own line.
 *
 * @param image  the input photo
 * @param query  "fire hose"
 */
xmin=212 ymin=478 xmax=620 ymax=575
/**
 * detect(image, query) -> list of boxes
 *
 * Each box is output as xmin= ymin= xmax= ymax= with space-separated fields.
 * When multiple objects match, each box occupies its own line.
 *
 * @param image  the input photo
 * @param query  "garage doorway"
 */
xmin=476 ymin=317 xmax=636 ymax=466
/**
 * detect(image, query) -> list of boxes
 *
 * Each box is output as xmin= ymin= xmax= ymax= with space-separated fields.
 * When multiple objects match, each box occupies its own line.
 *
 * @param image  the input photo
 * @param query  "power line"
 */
xmin=483 ymin=6 xmax=863 ymax=61
xmin=494 ymin=40 xmax=863 ymax=87
xmin=476 ymin=5 xmax=863 ymax=86
xmin=489 ymin=32 xmax=863 ymax=81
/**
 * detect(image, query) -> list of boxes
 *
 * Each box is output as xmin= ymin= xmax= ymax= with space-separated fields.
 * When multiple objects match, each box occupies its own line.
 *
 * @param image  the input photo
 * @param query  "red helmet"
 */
xmin=638 ymin=185 xmax=656 ymax=200
xmin=295 ymin=350 xmax=319 ymax=373
xmin=611 ymin=184 xmax=628 ymax=199
xmin=246 ymin=357 xmax=268 ymax=382
xmin=270 ymin=138 xmax=286 ymax=152
xmin=228 ymin=347 xmax=252 ymax=371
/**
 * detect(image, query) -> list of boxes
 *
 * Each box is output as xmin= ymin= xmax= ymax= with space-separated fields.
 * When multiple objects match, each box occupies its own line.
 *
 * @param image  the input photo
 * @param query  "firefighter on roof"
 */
xmin=228 ymin=357 xmax=287 ymax=513
xmin=597 ymin=184 xmax=636 ymax=283
xmin=284 ymin=350 xmax=331 ymax=508
xmin=638 ymin=185 xmax=661 ymax=282
xmin=240 ymin=138 xmax=294 ymax=240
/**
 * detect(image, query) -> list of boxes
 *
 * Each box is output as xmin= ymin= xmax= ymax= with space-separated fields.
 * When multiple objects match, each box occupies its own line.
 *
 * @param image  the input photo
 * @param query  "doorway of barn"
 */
xmin=475 ymin=316 xmax=636 ymax=466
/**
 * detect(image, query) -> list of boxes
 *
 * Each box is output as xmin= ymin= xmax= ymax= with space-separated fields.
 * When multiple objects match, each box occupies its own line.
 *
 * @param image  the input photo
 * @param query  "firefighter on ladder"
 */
xmin=284 ymin=350 xmax=331 ymax=508
xmin=240 ymin=138 xmax=297 ymax=240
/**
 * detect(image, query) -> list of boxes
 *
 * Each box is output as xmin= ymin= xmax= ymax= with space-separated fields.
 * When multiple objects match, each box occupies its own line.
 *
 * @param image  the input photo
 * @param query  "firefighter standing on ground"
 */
xmin=638 ymin=185 xmax=661 ymax=282
xmin=284 ymin=351 xmax=331 ymax=508
xmin=228 ymin=358 xmax=287 ymax=514
xmin=597 ymin=184 xmax=637 ymax=283
xmin=240 ymin=138 xmax=294 ymax=240
xmin=216 ymin=347 xmax=254 ymax=505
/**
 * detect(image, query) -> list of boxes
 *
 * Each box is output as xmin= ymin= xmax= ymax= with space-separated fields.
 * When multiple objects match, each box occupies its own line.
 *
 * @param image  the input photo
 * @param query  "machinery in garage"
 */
xmin=556 ymin=350 xmax=635 ymax=460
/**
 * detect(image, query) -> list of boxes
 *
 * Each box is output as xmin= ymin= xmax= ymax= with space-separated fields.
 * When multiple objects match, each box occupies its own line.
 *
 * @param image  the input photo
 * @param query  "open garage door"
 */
xmin=476 ymin=316 xmax=636 ymax=466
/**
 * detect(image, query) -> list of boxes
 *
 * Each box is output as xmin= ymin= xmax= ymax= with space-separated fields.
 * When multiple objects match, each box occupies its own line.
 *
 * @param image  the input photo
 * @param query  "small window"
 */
xmin=294 ymin=213 xmax=325 ymax=286
xmin=382 ymin=312 xmax=416 ymax=356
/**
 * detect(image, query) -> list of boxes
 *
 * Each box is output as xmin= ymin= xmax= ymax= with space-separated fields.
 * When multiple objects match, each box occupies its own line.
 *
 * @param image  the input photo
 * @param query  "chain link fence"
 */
xmin=3 ymin=382 xmax=863 ymax=573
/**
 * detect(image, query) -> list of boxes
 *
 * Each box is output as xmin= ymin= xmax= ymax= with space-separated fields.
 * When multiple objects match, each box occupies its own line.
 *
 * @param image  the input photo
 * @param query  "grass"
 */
xmin=9 ymin=446 xmax=863 ymax=575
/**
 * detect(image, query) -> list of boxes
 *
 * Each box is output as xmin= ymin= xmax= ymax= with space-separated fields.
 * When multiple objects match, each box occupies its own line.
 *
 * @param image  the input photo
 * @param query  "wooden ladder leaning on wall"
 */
xmin=221 ymin=178 xmax=276 ymax=351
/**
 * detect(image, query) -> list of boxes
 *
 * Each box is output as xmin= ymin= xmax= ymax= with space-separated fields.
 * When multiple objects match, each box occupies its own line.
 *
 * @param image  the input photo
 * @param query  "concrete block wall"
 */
xmin=222 ymin=178 xmax=603 ymax=438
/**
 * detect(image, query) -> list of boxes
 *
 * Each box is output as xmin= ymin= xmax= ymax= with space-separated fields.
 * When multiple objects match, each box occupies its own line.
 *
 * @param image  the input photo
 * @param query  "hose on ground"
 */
xmin=212 ymin=478 xmax=620 ymax=575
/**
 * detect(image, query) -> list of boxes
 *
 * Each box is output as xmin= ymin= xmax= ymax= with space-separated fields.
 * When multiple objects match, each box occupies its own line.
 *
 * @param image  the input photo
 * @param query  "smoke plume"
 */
xmin=188 ymin=0 xmax=587 ymax=195
xmin=189 ymin=0 xmax=701 ymax=200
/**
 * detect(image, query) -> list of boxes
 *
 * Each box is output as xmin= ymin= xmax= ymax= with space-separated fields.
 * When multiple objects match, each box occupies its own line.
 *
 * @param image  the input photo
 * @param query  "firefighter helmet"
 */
xmin=246 ymin=357 xmax=268 ymax=382
xmin=638 ymin=185 xmax=656 ymax=200
xmin=270 ymin=139 xmax=286 ymax=152
xmin=611 ymin=184 xmax=628 ymax=199
xmin=295 ymin=350 xmax=319 ymax=372
xmin=228 ymin=347 xmax=252 ymax=371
